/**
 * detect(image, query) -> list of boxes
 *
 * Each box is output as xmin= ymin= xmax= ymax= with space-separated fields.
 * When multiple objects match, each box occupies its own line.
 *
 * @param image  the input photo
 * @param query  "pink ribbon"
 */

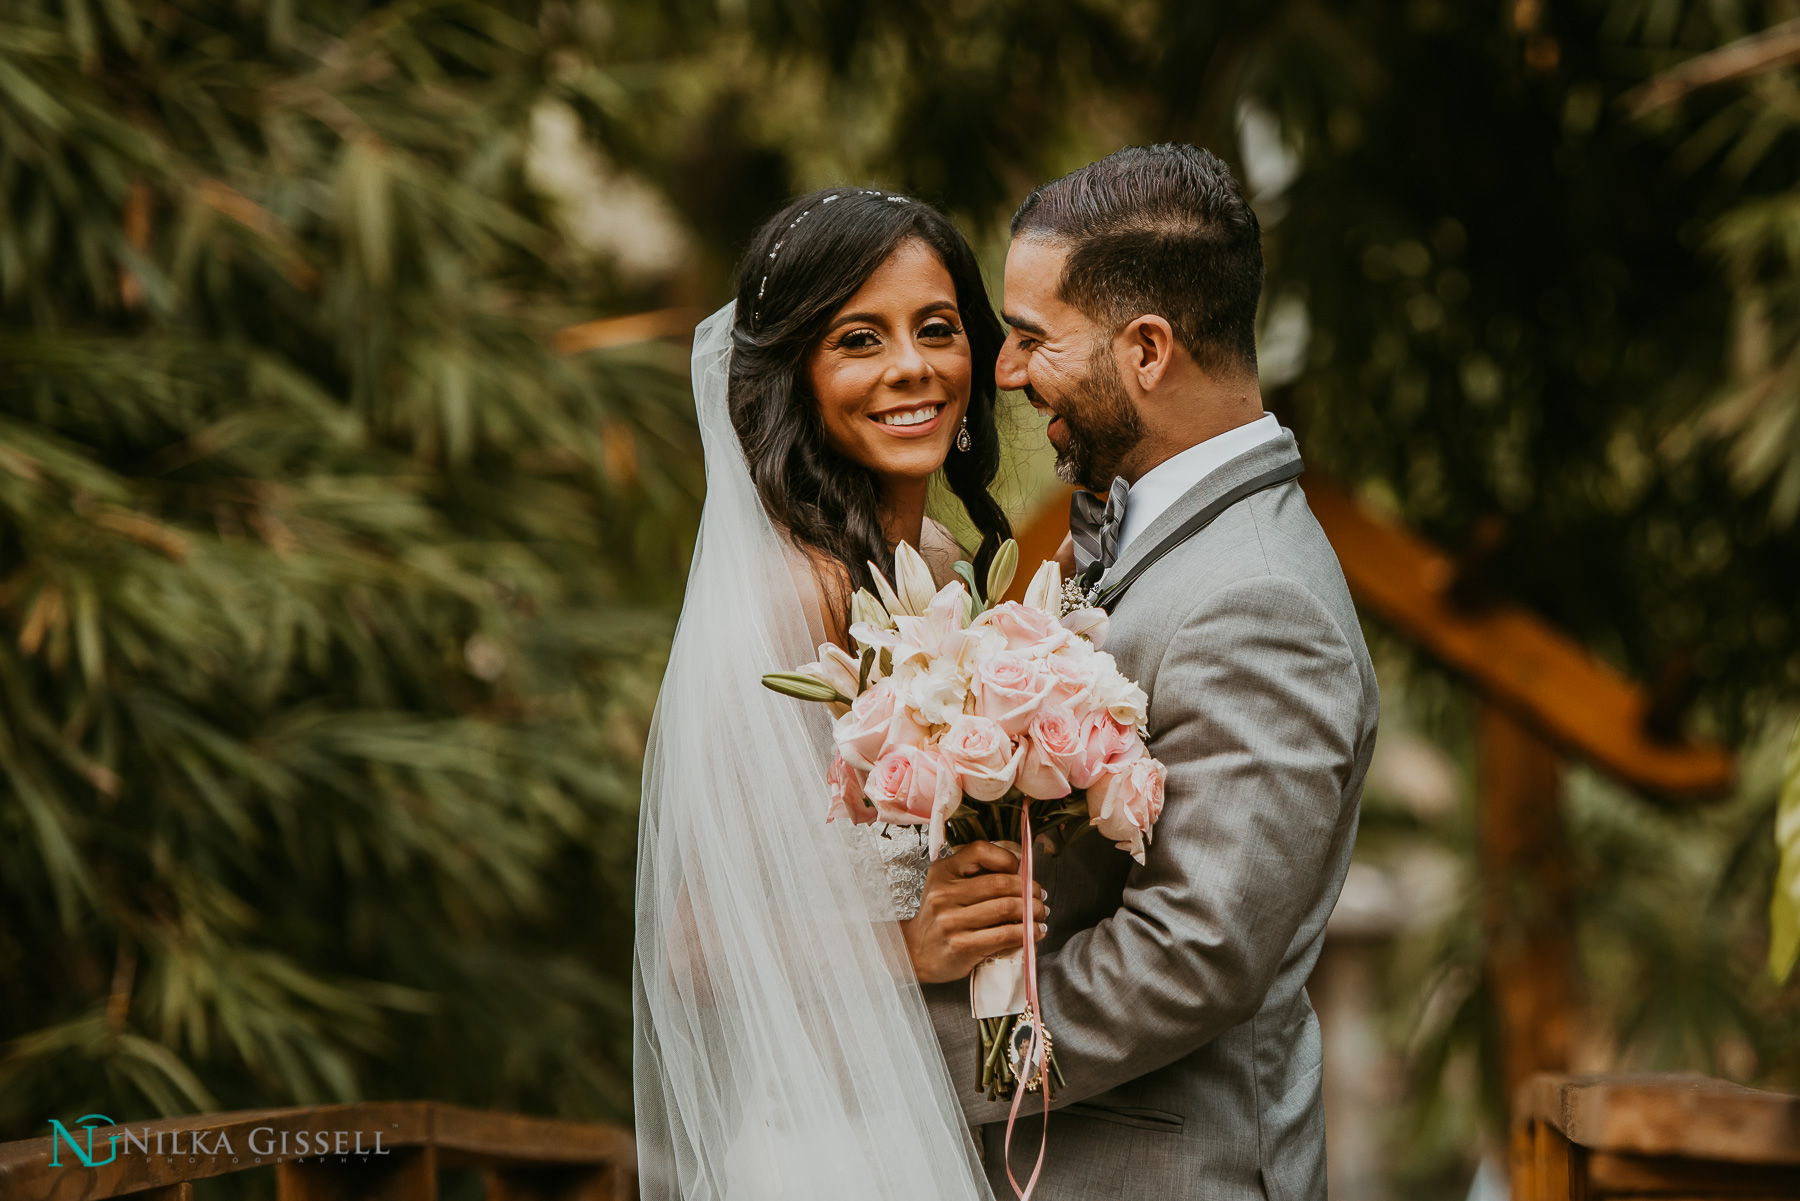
xmin=1002 ymin=800 xmax=1049 ymax=1201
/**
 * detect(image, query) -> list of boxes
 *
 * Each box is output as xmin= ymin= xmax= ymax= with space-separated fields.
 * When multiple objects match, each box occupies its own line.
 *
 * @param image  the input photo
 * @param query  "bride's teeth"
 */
xmin=876 ymin=405 xmax=942 ymax=427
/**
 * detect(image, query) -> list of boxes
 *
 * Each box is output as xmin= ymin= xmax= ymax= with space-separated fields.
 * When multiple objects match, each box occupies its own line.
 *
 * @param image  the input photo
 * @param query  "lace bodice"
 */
xmin=852 ymin=824 xmax=931 ymax=919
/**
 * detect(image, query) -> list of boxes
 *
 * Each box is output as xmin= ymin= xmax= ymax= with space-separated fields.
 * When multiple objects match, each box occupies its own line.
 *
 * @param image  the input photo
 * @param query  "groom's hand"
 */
xmin=902 ymin=841 xmax=1048 ymax=984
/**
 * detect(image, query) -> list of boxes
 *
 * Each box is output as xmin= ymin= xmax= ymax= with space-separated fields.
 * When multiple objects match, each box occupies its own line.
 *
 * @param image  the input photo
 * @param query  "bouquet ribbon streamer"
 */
xmin=1002 ymin=800 xmax=1049 ymax=1201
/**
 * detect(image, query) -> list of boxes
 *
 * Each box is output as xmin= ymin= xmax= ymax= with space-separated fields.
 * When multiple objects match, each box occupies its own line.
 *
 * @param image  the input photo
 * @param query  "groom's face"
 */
xmin=997 ymin=237 xmax=1146 ymax=491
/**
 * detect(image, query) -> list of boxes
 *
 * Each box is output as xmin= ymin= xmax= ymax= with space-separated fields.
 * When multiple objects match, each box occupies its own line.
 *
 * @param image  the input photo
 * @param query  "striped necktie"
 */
xmin=1069 ymin=475 xmax=1130 ymax=582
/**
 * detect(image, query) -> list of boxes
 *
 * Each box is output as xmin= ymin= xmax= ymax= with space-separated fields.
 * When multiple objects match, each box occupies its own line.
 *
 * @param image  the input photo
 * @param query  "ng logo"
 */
xmin=48 ymin=1114 xmax=118 ymax=1167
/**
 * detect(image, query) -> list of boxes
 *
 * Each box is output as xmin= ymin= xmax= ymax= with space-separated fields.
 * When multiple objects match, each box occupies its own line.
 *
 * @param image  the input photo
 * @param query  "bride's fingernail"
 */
xmin=1037 ymin=923 xmax=1048 ymax=936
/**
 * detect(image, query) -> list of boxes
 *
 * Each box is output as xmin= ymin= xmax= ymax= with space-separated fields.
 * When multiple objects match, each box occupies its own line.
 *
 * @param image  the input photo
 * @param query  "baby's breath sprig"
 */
xmin=1058 ymin=578 xmax=1089 ymax=617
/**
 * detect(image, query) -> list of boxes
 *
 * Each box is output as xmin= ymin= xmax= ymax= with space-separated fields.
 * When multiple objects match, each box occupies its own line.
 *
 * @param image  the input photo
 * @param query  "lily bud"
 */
xmin=985 ymin=538 xmax=1019 ymax=603
xmin=1022 ymin=559 xmax=1062 ymax=615
xmin=867 ymin=561 xmax=909 ymax=618
xmin=894 ymin=541 xmax=937 ymax=616
xmin=850 ymin=587 xmax=891 ymax=631
xmin=761 ymin=672 xmax=850 ymax=705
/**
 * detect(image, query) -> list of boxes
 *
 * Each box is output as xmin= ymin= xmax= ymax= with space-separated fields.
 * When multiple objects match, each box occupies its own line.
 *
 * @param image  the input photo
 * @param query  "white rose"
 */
xmin=890 ymin=655 xmax=971 ymax=728
xmin=1088 ymin=652 xmax=1149 ymax=729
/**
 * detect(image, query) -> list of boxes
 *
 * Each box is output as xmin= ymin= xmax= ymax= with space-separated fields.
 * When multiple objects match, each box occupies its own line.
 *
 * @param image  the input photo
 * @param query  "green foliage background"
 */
xmin=4 ymin=0 xmax=1800 ymax=1194
xmin=0 ymin=0 xmax=696 ymax=1130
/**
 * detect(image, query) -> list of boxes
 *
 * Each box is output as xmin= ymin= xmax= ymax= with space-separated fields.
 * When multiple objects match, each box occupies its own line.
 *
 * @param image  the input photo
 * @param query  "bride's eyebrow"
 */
xmin=826 ymin=312 xmax=885 ymax=332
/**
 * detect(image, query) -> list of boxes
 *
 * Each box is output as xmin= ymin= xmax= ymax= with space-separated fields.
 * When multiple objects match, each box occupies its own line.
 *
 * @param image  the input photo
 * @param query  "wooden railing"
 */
xmin=0 ymin=1102 xmax=636 ymax=1201
xmin=1512 ymin=1073 xmax=1800 ymax=1199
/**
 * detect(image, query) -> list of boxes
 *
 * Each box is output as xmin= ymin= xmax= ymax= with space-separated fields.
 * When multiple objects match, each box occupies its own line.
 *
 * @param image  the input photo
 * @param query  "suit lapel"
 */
xmin=1098 ymin=429 xmax=1304 ymax=592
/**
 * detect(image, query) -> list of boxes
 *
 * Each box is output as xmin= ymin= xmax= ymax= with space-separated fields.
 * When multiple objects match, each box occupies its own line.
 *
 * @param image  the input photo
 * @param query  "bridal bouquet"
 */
xmin=763 ymin=539 xmax=1168 ymax=1102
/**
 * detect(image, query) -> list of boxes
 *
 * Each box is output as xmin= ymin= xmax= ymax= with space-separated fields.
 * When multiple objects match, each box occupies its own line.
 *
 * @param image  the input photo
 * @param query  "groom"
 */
xmin=905 ymin=144 xmax=1379 ymax=1199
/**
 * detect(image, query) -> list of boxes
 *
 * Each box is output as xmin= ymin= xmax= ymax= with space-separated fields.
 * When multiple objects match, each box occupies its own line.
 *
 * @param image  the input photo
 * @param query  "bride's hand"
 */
xmin=901 ymin=841 xmax=1049 ymax=984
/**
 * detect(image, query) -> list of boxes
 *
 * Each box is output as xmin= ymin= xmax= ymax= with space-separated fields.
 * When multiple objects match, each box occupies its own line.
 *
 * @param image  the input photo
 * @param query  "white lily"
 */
xmin=887 ymin=580 xmax=976 ymax=668
xmin=1022 ymin=559 xmax=1062 ymax=615
xmin=894 ymin=541 xmax=937 ymax=617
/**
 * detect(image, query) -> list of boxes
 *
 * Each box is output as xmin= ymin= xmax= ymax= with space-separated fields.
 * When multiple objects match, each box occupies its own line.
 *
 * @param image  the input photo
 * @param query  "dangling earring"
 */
xmin=955 ymin=415 xmax=972 ymax=453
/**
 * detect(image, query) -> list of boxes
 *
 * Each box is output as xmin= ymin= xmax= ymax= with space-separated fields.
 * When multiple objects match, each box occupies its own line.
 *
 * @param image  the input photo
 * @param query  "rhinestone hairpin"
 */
xmin=754 ymin=195 xmax=837 ymax=328
xmin=752 ymin=190 xmax=912 ymax=328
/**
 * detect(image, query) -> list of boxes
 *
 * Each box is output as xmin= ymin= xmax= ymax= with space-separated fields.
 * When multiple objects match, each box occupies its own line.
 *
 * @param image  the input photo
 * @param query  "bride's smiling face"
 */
xmin=806 ymin=238 xmax=972 ymax=488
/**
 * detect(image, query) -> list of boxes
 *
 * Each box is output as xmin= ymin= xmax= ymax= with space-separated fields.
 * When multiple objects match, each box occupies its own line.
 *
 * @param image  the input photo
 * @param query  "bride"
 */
xmin=633 ymin=188 xmax=1041 ymax=1200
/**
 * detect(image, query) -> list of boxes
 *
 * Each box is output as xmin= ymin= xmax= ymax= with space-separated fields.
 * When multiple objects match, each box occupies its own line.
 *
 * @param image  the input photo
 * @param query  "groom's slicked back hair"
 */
xmin=1011 ymin=144 xmax=1263 ymax=375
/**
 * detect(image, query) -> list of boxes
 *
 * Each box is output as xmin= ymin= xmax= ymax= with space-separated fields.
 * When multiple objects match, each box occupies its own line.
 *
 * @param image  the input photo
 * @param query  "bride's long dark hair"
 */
xmin=728 ymin=188 xmax=1011 ymax=611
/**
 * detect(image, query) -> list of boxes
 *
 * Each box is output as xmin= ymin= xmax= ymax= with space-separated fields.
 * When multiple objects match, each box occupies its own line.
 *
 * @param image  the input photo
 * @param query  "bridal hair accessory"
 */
xmin=956 ymin=415 xmax=973 ymax=452
xmin=752 ymin=189 xmax=916 ymax=329
xmin=753 ymin=195 xmax=836 ymax=328
xmin=762 ymin=544 xmax=1168 ymax=1201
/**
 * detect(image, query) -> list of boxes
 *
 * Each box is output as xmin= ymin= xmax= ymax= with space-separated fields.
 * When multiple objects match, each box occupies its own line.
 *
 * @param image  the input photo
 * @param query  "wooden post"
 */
xmin=278 ymin=1146 xmax=437 ymax=1201
xmin=1479 ymin=704 xmax=1575 ymax=1105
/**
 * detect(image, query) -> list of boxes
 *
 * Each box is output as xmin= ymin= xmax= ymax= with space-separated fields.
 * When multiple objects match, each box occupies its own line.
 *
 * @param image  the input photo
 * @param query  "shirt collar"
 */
xmin=1114 ymin=413 xmax=1283 ymax=556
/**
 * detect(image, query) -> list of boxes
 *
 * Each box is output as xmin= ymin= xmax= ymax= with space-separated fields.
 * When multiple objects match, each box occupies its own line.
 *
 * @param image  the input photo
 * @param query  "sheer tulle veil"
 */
xmin=632 ymin=304 xmax=993 ymax=1200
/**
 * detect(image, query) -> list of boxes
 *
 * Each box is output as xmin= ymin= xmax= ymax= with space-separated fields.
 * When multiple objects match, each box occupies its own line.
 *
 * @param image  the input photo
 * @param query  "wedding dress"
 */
xmin=633 ymin=304 xmax=993 ymax=1201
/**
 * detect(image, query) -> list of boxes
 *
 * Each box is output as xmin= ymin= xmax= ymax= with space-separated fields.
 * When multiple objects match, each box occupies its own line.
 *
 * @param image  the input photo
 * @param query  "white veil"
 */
xmin=633 ymin=304 xmax=993 ymax=1201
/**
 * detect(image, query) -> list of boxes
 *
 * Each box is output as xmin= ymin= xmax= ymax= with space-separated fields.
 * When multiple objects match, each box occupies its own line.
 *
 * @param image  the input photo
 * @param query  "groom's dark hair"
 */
xmin=1011 ymin=144 xmax=1263 ymax=376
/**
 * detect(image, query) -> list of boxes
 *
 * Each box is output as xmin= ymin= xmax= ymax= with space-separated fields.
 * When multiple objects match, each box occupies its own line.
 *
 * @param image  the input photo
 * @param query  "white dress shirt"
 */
xmin=1114 ymin=412 xmax=1283 ymax=557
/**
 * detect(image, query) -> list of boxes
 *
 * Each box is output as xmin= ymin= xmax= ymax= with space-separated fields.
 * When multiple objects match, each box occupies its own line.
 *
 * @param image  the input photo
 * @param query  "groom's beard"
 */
xmin=1038 ymin=344 xmax=1146 ymax=491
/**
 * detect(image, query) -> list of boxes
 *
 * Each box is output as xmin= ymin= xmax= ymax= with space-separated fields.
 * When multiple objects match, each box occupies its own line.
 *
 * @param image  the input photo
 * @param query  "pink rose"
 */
xmin=863 ymin=744 xmax=963 ymax=860
xmin=865 ymin=744 xmax=948 ymax=825
xmin=1017 ymin=705 xmax=1081 ymax=800
xmin=1068 ymin=711 xmax=1145 ymax=790
xmin=1087 ymin=757 xmax=1167 ymax=864
xmin=939 ymin=714 xmax=1022 ymax=802
xmin=826 ymin=753 xmax=875 ymax=825
xmin=1040 ymin=653 xmax=1098 ymax=711
xmin=832 ymin=679 xmax=926 ymax=772
xmin=973 ymin=651 xmax=1052 ymax=736
xmin=975 ymin=601 xmax=1071 ymax=655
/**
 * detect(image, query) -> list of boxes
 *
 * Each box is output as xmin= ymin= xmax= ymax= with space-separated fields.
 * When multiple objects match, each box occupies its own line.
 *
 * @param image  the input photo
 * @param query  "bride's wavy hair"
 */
xmin=728 ymin=188 xmax=1011 ymax=607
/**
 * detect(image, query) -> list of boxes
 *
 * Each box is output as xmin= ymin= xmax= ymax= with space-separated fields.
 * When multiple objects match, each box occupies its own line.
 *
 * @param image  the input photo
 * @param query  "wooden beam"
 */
xmin=1297 ymin=475 xmax=1734 ymax=798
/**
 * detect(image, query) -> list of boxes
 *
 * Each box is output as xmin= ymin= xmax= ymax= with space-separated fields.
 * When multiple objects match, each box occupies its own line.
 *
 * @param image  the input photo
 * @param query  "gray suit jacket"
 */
xmin=925 ymin=430 xmax=1378 ymax=1200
